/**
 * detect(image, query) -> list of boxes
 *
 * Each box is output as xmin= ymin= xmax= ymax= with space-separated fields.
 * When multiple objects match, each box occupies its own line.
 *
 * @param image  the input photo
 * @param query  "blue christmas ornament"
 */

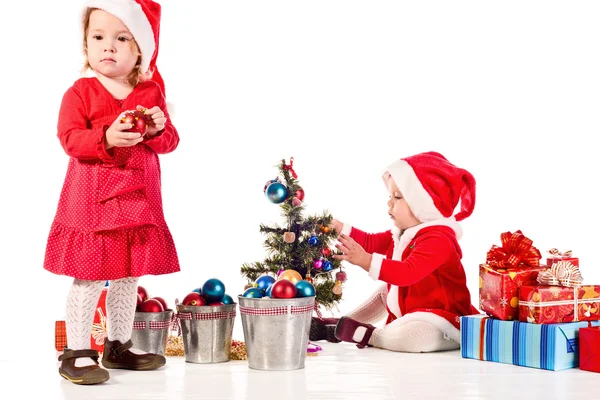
xmin=265 ymin=182 xmax=289 ymax=204
xmin=263 ymin=178 xmax=279 ymax=193
xmin=192 ymin=287 xmax=202 ymax=295
xmin=308 ymin=235 xmax=319 ymax=246
xmin=322 ymin=261 xmax=333 ymax=272
xmin=265 ymin=284 xmax=274 ymax=298
xmin=221 ymin=294 xmax=235 ymax=305
xmin=295 ymin=280 xmax=316 ymax=297
xmin=202 ymin=278 xmax=226 ymax=302
xmin=256 ymin=275 xmax=276 ymax=291
xmin=243 ymin=288 xmax=265 ymax=298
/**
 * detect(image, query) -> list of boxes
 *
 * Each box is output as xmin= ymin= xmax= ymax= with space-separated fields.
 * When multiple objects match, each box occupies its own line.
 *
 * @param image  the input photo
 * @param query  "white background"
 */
xmin=1 ymin=1 xmax=599 ymax=360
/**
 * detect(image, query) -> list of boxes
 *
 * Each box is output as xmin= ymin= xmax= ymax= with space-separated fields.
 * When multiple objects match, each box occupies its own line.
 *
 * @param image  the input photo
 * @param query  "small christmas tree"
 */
xmin=241 ymin=158 xmax=345 ymax=311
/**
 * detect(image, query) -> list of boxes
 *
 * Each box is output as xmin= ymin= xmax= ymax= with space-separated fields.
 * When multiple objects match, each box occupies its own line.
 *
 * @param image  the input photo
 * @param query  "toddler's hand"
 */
xmin=137 ymin=105 xmax=166 ymax=137
xmin=330 ymin=219 xmax=343 ymax=237
xmin=105 ymin=114 xmax=144 ymax=149
xmin=333 ymin=234 xmax=372 ymax=272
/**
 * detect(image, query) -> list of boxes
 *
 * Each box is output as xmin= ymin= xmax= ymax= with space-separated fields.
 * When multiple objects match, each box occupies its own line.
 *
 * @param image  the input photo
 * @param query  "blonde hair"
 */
xmin=82 ymin=8 xmax=152 ymax=86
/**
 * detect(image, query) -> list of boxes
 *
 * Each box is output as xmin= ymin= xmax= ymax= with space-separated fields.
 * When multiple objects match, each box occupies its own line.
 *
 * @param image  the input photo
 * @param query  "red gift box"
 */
xmin=546 ymin=248 xmax=579 ymax=268
xmin=55 ymin=320 xmax=66 ymax=351
xmin=478 ymin=230 xmax=545 ymax=321
xmin=518 ymin=285 xmax=600 ymax=324
xmin=480 ymin=264 xmax=546 ymax=320
xmin=54 ymin=284 xmax=108 ymax=352
xmin=90 ymin=285 xmax=109 ymax=351
xmin=580 ymin=326 xmax=600 ymax=373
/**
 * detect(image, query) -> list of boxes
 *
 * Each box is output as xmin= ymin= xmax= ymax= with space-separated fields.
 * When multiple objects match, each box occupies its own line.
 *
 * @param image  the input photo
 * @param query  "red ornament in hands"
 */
xmin=139 ymin=298 xmax=164 ymax=312
xmin=121 ymin=110 xmax=149 ymax=135
xmin=270 ymin=279 xmax=297 ymax=299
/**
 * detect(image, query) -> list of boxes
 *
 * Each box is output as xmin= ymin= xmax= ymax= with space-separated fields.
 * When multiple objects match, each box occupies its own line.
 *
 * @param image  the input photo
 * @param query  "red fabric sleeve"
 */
xmin=142 ymin=90 xmax=179 ymax=154
xmin=57 ymin=86 xmax=115 ymax=162
xmin=350 ymin=227 xmax=393 ymax=255
xmin=378 ymin=231 xmax=459 ymax=287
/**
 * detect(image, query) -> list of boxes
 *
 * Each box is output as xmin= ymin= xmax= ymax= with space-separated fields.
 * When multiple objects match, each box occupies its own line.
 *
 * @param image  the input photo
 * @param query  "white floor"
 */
xmin=3 ymin=341 xmax=599 ymax=400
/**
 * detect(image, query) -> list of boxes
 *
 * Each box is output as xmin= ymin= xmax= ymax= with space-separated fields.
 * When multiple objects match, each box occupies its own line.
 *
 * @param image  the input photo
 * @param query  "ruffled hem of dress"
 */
xmin=43 ymin=222 xmax=180 ymax=280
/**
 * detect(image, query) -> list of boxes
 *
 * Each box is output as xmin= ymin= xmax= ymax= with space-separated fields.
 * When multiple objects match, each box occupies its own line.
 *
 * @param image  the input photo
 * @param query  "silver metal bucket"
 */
xmin=176 ymin=303 xmax=237 ymax=364
xmin=131 ymin=310 xmax=174 ymax=355
xmin=238 ymin=295 xmax=315 ymax=371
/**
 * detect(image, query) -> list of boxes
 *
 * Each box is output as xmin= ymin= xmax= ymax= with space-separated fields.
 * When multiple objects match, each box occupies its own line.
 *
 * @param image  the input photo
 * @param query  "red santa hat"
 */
xmin=82 ymin=0 xmax=166 ymax=96
xmin=384 ymin=151 xmax=476 ymax=223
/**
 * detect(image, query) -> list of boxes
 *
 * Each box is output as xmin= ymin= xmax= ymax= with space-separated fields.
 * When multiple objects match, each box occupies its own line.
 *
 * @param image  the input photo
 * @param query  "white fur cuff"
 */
xmin=369 ymin=253 xmax=384 ymax=280
xmin=341 ymin=223 xmax=352 ymax=236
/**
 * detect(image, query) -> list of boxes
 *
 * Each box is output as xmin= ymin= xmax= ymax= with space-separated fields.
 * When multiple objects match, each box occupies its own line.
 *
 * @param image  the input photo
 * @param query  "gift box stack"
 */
xmin=461 ymin=230 xmax=600 ymax=372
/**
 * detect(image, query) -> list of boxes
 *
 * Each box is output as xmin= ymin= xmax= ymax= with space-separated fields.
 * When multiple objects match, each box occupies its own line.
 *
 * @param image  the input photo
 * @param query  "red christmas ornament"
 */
xmin=151 ymin=296 xmax=169 ymax=311
xmin=295 ymin=187 xmax=305 ymax=201
xmin=121 ymin=110 xmax=149 ymax=135
xmin=137 ymin=286 xmax=149 ymax=302
xmin=321 ymin=247 xmax=332 ymax=257
xmin=336 ymin=271 xmax=347 ymax=282
xmin=182 ymin=292 xmax=206 ymax=306
xmin=136 ymin=293 xmax=143 ymax=311
xmin=139 ymin=298 xmax=164 ymax=312
xmin=270 ymin=279 xmax=297 ymax=299
xmin=292 ymin=197 xmax=303 ymax=207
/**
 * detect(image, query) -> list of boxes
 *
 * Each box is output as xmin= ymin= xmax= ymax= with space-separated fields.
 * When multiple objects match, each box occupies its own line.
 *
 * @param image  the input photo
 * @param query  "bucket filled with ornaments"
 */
xmin=239 ymin=270 xmax=316 ymax=371
xmin=176 ymin=278 xmax=237 ymax=364
xmin=131 ymin=285 xmax=174 ymax=356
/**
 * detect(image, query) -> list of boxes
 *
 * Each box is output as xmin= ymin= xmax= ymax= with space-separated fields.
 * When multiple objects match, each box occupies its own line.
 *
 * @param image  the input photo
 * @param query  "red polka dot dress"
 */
xmin=44 ymin=77 xmax=181 ymax=280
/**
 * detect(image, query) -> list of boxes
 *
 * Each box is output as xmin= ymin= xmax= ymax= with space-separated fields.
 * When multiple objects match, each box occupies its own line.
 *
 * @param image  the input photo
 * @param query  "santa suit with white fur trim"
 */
xmin=341 ymin=152 xmax=479 ymax=345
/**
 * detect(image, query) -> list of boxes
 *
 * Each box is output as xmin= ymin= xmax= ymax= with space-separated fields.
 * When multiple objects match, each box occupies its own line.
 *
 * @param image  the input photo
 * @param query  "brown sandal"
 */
xmin=58 ymin=348 xmax=110 ymax=385
xmin=309 ymin=317 xmax=341 ymax=343
xmin=334 ymin=316 xmax=376 ymax=348
xmin=102 ymin=339 xmax=166 ymax=371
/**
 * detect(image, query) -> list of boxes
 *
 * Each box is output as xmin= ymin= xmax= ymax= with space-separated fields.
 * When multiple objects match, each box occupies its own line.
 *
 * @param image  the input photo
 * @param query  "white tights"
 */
xmin=346 ymin=283 xmax=459 ymax=353
xmin=346 ymin=283 xmax=389 ymax=324
xmin=65 ymin=277 xmax=141 ymax=366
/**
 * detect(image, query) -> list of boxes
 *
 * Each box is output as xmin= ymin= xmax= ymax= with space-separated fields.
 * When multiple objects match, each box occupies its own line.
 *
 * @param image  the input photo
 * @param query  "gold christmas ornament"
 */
xmin=277 ymin=269 xmax=303 ymax=284
xmin=332 ymin=280 xmax=343 ymax=295
xmin=305 ymin=272 xmax=313 ymax=283
xmin=283 ymin=231 xmax=296 ymax=243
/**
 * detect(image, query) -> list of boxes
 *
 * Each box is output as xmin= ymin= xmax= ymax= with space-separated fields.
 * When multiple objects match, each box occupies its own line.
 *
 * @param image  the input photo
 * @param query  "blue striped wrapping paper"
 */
xmin=460 ymin=314 xmax=600 ymax=371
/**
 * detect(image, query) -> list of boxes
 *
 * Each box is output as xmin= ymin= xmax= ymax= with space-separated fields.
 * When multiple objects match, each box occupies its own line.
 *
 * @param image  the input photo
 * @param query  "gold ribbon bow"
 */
xmin=537 ymin=260 xmax=583 ymax=288
xmin=548 ymin=248 xmax=573 ymax=258
xmin=485 ymin=230 xmax=542 ymax=269
xmin=91 ymin=307 xmax=108 ymax=345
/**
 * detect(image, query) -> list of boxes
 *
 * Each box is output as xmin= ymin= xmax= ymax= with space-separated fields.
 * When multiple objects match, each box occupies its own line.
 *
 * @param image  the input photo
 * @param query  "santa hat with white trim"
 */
xmin=82 ymin=0 xmax=166 ymax=97
xmin=384 ymin=151 xmax=476 ymax=223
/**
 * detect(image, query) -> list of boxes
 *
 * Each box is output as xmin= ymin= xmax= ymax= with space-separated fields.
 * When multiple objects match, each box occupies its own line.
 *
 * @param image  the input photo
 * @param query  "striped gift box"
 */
xmin=460 ymin=314 xmax=600 ymax=371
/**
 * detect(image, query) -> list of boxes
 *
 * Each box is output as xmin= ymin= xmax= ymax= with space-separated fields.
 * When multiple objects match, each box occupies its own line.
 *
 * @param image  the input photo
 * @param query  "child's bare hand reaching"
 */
xmin=105 ymin=114 xmax=144 ymax=150
xmin=334 ymin=233 xmax=372 ymax=272
xmin=137 ymin=105 xmax=166 ymax=137
xmin=329 ymin=219 xmax=344 ymax=237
